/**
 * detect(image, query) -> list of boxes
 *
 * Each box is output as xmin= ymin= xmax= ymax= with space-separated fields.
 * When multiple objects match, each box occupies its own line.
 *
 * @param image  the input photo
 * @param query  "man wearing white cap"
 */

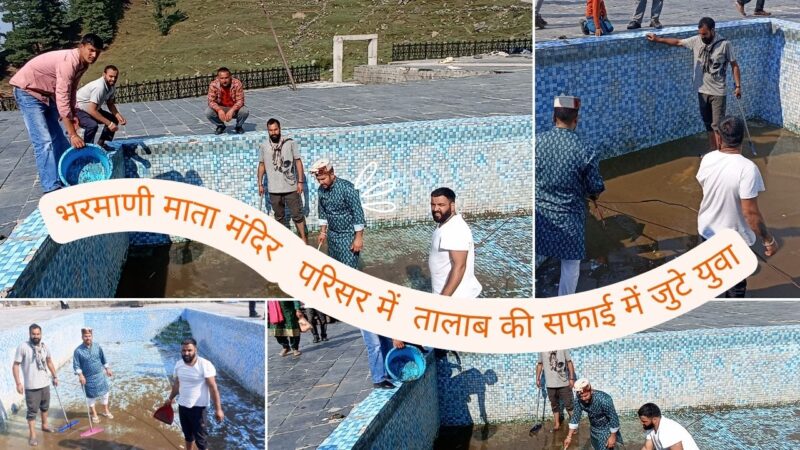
xmin=638 ymin=403 xmax=700 ymax=450
xmin=536 ymin=95 xmax=605 ymax=296
xmin=565 ymin=379 xmax=623 ymax=450
xmin=310 ymin=158 xmax=403 ymax=389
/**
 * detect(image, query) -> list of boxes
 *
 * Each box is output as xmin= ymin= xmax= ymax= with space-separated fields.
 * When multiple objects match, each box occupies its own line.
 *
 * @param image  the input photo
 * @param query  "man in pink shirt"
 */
xmin=10 ymin=34 xmax=103 ymax=193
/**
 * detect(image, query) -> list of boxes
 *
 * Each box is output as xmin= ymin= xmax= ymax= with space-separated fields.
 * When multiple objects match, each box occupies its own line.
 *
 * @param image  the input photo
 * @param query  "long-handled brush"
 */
xmin=732 ymin=87 xmax=757 ymax=156
xmin=529 ymin=380 xmax=544 ymax=435
xmin=79 ymin=384 xmax=104 ymax=438
xmin=52 ymin=382 xmax=79 ymax=433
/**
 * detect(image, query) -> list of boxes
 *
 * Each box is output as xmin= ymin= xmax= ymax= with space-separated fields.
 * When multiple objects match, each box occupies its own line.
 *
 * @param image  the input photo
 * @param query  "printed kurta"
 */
xmin=569 ymin=390 xmax=623 ymax=450
xmin=318 ymin=178 xmax=365 ymax=268
xmin=536 ymin=127 xmax=605 ymax=260
xmin=267 ymin=300 xmax=302 ymax=337
xmin=73 ymin=344 xmax=109 ymax=399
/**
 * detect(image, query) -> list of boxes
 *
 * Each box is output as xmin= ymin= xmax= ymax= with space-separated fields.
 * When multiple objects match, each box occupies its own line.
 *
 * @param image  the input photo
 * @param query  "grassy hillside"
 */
xmin=2 ymin=0 xmax=531 ymax=92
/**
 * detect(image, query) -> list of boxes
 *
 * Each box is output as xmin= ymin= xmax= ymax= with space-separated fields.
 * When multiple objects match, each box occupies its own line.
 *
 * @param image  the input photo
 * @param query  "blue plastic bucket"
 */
xmin=385 ymin=346 xmax=426 ymax=382
xmin=58 ymin=144 xmax=112 ymax=186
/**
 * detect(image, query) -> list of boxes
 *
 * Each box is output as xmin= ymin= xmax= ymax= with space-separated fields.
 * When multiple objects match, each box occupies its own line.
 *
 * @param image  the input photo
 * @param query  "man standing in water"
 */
xmin=164 ymin=338 xmax=224 ymax=450
xmin=696 ymin=116 xmax=778 ymax=297
xmin=564 ymin=379 xmax=623 ymax=450
xmin=536 ymin=95 xmax=605 ymax=296
xmin=647 ymin=17 xmax=741 ymax=151
xmin=73 ymin=328 xmax=114 ymax=422
xmin=638 ymin=403 xmax=700 ymax=450
xmin=311 ymin=159 xmax=403 ymax=389
xmin=12 ymin=324 xmax=59 ymax=447
xmin=428 ymin=187 xmax=482 ymax=298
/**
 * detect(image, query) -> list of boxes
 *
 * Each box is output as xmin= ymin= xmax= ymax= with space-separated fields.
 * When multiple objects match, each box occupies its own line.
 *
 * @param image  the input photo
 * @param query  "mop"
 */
xmin=52 ymin=382 xmax=79 ymax=433
xmin=732 ymin=87 xmax=757 ymax=156
xmin=80 ymin=384 xmax=104 ymax=438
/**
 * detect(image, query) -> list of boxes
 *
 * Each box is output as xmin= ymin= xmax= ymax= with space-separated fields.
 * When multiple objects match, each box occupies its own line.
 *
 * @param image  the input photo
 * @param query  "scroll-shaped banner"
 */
xmin=39 ymin=179 xmax=758 ymax=353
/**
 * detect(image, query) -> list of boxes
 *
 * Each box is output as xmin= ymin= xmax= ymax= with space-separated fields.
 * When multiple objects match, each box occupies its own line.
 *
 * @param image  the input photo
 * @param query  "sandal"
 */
xmin=29 ymin=438 xmax=38 ymax=446
xmin=101 ymin=412 xmax=114 ymax=419
xmin=91 ymin=415 xmax=100 ymax=423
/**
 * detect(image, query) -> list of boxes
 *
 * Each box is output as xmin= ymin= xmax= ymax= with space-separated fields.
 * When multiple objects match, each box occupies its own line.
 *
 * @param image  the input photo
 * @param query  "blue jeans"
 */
xmin=14 ymin=88 xmax=70 ymax=192
xmin=360 ymin=329 xmax=393 ymax=383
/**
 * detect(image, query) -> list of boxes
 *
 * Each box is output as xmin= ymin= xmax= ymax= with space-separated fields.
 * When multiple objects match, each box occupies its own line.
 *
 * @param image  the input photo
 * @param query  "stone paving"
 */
xmin=267 ymin=301 xmax=800 ymax=450
xmin=0 ymin=67 xmax=532 ymax=241
xmin=534 ymin=0 xmax=800 ymax=41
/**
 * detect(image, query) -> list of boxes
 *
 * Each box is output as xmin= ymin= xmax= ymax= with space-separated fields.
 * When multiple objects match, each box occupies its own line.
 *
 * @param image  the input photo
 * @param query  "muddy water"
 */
xmin=435 ymin=403 xmax=800 ymax=449
xmin=537 ymin=123 xmax=800 ymax=298
xmin=0 ymin=320 xmax=264 ymax=449
xmin=117 ymin=214 xmax=533 ymax=298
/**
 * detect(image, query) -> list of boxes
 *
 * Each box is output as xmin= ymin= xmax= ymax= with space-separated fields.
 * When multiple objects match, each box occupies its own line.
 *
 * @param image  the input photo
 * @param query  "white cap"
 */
xmin=574 ymin=378 xmax=591 ymax=392
xmin=310 ymin=158 xmax=333 ymax=174
xmin=554 ymin=95 xmax=580 ymax=109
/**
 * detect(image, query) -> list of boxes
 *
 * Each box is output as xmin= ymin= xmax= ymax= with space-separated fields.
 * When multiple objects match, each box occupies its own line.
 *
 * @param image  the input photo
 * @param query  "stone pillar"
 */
xmin=332 ymin=34 xmax=379 ymax=83
xmin=368 ymin=37 xmax=378 ymax=66
xmin=333 ymin=36 xmax=344 ymax=83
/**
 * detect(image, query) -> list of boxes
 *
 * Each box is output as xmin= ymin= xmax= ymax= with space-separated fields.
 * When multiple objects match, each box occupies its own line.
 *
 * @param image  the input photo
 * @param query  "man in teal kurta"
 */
xmin=564 ymin=378 xmax=623 ymax=450
xmin=536 ymin=95 xmax=605 ymax=296
xmin=73 ymin=328 xmax=113 ymax=421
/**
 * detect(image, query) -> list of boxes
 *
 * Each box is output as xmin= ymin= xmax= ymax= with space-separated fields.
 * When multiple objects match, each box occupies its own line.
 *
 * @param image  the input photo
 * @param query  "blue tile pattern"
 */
xmin=436 ymin=325 xmax=800 ymax=426
xmin=535 ymin=19 xmax=800 ymax=158
xmin=110 ymin=116 xmax=532 ymax=246
xmin=319 ymin=352 xmax=439 ymax=450
xmin=182 ymin=309 xmax=265 ymax=396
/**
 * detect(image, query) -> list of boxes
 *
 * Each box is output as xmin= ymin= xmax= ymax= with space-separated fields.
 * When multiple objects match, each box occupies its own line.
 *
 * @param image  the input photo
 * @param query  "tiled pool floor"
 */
xmin=435 ymin=403 xmax=800 ymax=450
xmin=537 ymin=123 xmax=800 ymax=298
xmin=117 ymin=214 xmax=532 ymax=298
xmin=0 ymin=319 xmax=264 ymax=449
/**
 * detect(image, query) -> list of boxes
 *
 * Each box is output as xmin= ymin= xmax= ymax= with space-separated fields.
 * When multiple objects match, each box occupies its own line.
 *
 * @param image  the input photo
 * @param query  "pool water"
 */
xmin=0 ymin=319 xmax=264 ymax=449
xmin=536 ymin=123 xmax=800 ymax=298
xmin=117 ymin=214 xmax=532 ymax=298
xmin=435 ymin=403 xmax=800 ymax=450
xmin=65 ymin=157 xmax=108 ymax=185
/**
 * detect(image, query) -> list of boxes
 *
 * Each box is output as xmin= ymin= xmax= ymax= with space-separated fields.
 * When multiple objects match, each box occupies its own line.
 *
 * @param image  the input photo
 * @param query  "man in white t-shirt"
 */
xmin=638 ymin=403 xmax=700 ymax=450
xmin=76 ymin=64 xmax=127 ymax=148
xmin=164 ymin=338 xmax=224 ymax=450
xmin=12 ymin=324 xmax=59 ymax=447
xmin=428 ymin=187 xmax=482 ymax=298
xmin=696 ymin=116 xmax=778 ymax=297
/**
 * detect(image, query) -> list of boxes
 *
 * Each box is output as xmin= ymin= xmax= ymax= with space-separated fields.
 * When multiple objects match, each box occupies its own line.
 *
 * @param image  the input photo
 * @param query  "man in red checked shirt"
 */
xmin=205 ymin=67 xmax=249 ymax=135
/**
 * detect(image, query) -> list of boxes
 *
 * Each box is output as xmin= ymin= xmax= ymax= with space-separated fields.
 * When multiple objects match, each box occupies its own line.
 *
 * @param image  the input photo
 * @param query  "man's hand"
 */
xmin=563 ymin=435 xmax=572 ymax=449
xmin=297 ymin=183 xmax=303 ymax=195
xmin=16 ymin=382 xmax=24 ymax=394
xmin=79 ymin=374 xmax=86 ymax=386
xmin=606 ymin=434 xmax=617 ymax=449
xmin=115 ymin=113 xmax=127 ymax=126
xmin=646 ymin=33 xmax=656 ymax=41
xmin=217 ymin=109 xmax=227 ymax=123
xmin=52 ymin=377 xmax=59 ymax=386
xmin=295 ymin=310 xmax=304 ymax=319
xmin=107 ymin=122 xmax=118 ymax=133
xmin=258 ymin=183 xmax=265 ymax=196
xmin=163 ymin=398 xmax=174 ymax=407
xmin=735 ymin=86 xmax=742 ymax=99
xmin=70 ymin=134 xmax=85 ymax=149
xmin=351 ymin=234 xmax=363 ymax=253
xmin=215 ymin=408 xmax=225 ymax=422
xmin=392 ymin=339 xmax=405 ymax=349
xmin=595 ymin=28 xmax=602 ymax=37
xmin=569 ymin=379 xmax=575 ymax=389
xmin=318 ymin=231 xmax=327 ymax=247
xmin=225 ymin=110 xmax=234 ymax=122
xmin=105 ymin=368 xmax=113 ymax=378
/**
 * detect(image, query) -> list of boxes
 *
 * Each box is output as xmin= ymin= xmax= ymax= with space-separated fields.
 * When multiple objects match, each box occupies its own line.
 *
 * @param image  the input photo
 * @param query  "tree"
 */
xmin=69 ymin=0 xmax=126 ymax=45
xmin=153 ymin=0 xmax=187 ymax=36
xmin=1 ymin=0 xmax=71 ymax=67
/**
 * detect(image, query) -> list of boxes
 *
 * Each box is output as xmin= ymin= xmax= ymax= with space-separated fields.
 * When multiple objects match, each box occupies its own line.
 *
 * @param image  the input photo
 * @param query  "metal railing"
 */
xmin=391 ymin=37 xmax=532 ymax=61
xmin=0 ymin=65 xmax=320 ymax=110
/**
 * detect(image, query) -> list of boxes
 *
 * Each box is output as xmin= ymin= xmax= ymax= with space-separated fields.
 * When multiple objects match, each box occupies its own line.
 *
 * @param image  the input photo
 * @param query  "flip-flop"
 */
xmin=101 ymin=412 xmax=114 ymax=419
xmin=28 ymin=438 xmax=38 ymax=446
xmin=91 ymin=415 xmax=101 ymax=423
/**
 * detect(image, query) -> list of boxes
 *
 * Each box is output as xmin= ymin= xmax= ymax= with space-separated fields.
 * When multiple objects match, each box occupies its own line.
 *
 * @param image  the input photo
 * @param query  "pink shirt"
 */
xmin=10 ymin=49 xmax=88 ymax=119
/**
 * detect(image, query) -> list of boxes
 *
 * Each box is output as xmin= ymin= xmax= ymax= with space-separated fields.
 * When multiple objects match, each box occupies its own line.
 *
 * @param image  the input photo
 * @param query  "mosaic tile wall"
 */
xmin=182 ymin=308 xmax=265 ymax=396
xmin=437 ymin=325 xmax=800 ymax=425
xmin=111 ymin=115 xmax=532 ymax=246
xmin=0 ymin=149 xmax=129 ymax=298
xmin=319 ymin=352 xmax=439 ymax=450
xmin=535 ymin=20 xmax=784 ymax=159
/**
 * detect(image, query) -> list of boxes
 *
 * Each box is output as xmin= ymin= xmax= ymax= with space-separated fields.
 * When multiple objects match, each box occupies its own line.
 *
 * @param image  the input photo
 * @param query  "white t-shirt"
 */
xmin=696 ymin=151 xmax=764 ymax=246
xmin=429 ymin=214 xmax=482 ymax=298
xmin=77 ymin=77 xmax=117 ymax=111
xmin=646 ymin=417 xmax=700 ymax=450
xmin=173 ymin=357 xmax=216 ymax=408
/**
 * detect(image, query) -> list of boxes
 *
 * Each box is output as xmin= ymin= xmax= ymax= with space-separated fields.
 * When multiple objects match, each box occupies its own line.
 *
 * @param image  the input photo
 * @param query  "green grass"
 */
xmin=2 ymin=0 xmax=531 ymax=92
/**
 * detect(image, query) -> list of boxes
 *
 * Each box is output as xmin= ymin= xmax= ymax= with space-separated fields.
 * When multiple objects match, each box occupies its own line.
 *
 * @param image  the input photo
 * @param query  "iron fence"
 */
xmin=0 ymin=65 xmax=320 ymax=111
xmin=391 ymin=37 xmax=532 ymax=61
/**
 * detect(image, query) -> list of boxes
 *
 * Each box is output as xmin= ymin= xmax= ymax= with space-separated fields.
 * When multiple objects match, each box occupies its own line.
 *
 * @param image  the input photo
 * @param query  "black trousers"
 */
xmin=307 ymin=308 xmax=328 ymax=338
xmin=76 ymin=109 xmax=117 ymax=144
xmin=178 ymin=405 xmax=208 ymax=449
xmin=276 ymin=336 xmax=300 ymax=350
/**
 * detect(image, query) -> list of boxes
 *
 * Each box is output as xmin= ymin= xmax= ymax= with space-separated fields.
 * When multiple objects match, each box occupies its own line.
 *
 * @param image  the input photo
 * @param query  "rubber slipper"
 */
xmin=28 ymin=438 xmax=38 ymax=446
xmin=91 ymin=415 xmax=100 ymax=423
xmin=101 ymin=412 xmax=114 ymax=419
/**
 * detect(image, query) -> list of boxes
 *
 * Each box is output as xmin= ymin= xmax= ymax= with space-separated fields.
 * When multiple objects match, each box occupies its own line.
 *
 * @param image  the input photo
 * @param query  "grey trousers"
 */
xmin=631 ymin=0 xmax=664 ymax=22
xmin=205 ymin=106 xmax=249 ymax=128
